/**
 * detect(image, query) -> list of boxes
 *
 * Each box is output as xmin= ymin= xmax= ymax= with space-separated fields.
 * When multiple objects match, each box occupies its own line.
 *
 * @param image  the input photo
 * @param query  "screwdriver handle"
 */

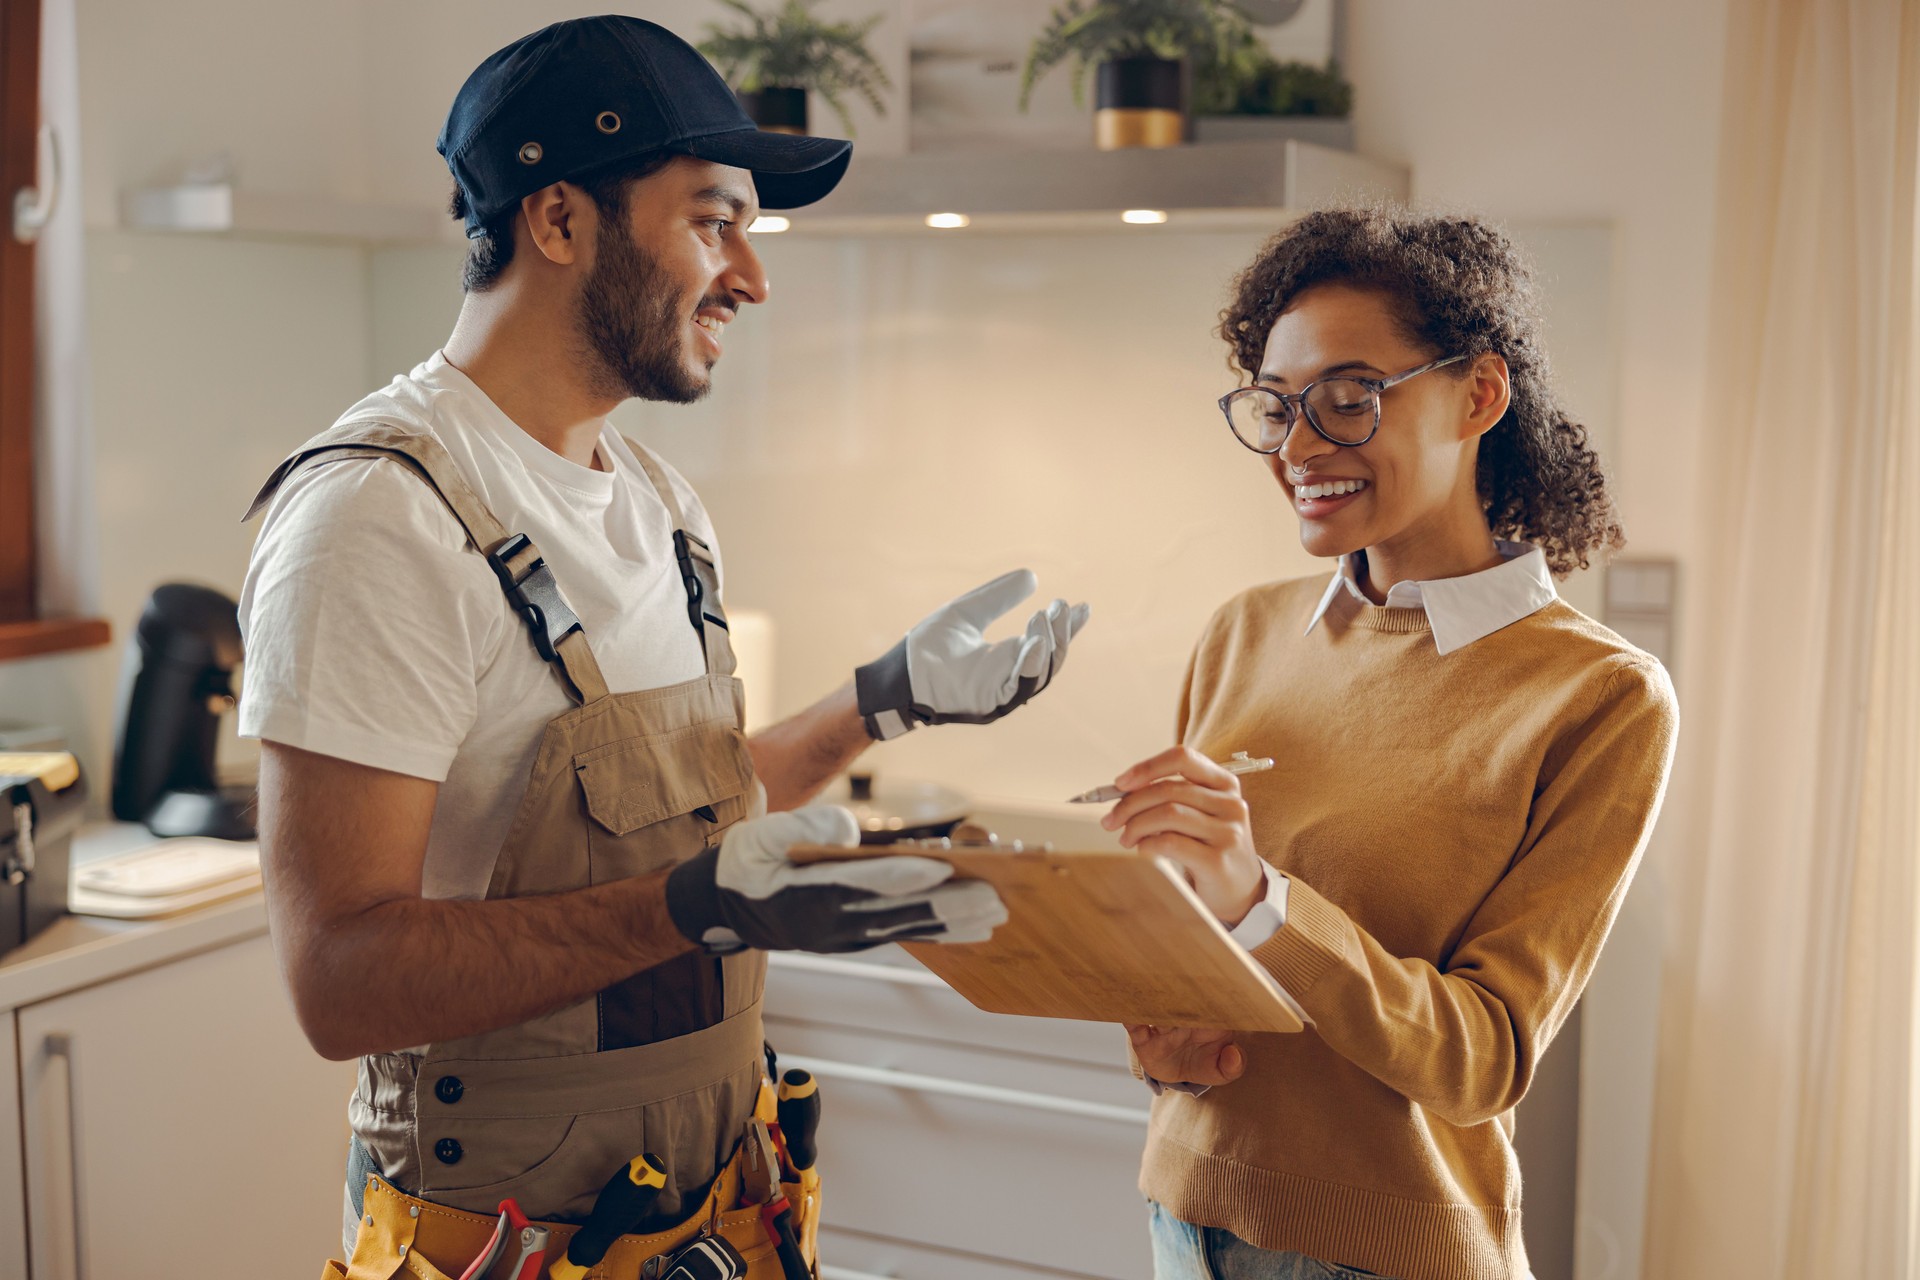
xmin=551 ymin=1153 xmax=666 ymax=1279
xmin=776 ymin=1069 xmax=820 ymax=1173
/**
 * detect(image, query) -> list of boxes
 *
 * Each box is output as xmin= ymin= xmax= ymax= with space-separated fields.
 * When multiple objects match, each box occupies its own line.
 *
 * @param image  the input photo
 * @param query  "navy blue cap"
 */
xmin=438 ymin=15 xmax=852 ymax=236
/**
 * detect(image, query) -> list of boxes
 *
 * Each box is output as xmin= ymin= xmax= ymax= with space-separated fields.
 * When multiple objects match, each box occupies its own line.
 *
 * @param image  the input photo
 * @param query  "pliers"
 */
xmin=457 ymin=1198 xmax=549 ymax=1280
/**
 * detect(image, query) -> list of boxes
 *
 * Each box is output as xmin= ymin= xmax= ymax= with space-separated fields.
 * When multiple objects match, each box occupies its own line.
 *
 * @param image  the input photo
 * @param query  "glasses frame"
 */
xmin=1218 ymin=354 xmax=1470 ymax=453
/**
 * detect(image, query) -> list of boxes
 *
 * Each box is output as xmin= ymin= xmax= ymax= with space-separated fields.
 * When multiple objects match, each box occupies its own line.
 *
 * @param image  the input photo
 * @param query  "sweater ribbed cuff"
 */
xmin=1249 ymin=876 xmax=1349 ymax=1000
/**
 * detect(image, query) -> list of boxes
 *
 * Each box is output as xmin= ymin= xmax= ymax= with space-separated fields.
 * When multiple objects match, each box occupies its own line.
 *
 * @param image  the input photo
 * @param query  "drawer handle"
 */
xmin=767 ymin=953 xmax=948 ymax=990
xmin=44 ymin=1033 xmax=86 ymax=1279
xmin=779 ymin=1054 xmax=1150 ymax=1127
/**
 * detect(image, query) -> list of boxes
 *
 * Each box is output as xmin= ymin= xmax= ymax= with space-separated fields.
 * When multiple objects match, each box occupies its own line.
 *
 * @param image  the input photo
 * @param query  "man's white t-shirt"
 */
xmin=238 ymin=351 xmax=730 ymax=901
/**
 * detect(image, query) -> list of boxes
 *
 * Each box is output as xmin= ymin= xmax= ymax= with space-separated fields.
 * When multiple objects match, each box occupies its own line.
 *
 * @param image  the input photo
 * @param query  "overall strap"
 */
xmin=243 ymin=419 xmax=612 ymax=705
xmin=621 ymin=436 xmax=736 ymax=679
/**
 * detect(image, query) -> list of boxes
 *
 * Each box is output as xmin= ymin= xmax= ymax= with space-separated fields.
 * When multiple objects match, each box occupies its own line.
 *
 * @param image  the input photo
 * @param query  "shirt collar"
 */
xmin=1304 ymin=541 xmax=1558 ymax=655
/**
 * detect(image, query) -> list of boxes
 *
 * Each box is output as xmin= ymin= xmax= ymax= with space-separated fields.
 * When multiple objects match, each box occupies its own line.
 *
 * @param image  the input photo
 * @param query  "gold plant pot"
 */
xmin=1095 ymin=108 xmax=1185 ymax=150
xmin=1094 ymin=57 xmax=1187 ymax=151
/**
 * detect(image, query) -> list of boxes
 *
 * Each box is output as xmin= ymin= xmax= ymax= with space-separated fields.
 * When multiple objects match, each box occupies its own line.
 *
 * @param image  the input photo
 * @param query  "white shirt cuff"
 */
xmin=1227 ymin=866 xmax=1289 ymax=950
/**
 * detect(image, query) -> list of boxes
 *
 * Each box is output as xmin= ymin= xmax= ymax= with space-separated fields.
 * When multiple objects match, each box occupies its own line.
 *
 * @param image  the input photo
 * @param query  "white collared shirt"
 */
xmin=1229 ymin=541 xmax=1559 ymax=951
xmin=1303 ymin=540 xmax=1559 ymax=655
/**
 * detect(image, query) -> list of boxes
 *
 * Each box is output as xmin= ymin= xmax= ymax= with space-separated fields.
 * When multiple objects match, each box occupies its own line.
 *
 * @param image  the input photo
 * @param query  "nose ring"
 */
xmin=1291 ymin=464 xmax=1307 ymax=476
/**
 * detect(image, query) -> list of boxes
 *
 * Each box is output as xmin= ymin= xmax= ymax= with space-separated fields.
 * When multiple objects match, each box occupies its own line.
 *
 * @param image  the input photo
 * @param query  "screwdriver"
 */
xmin=548 ymin=1153 xmax=666 ymax=1280
xmin=776 ymin=1070 xmax=820 ymax=1174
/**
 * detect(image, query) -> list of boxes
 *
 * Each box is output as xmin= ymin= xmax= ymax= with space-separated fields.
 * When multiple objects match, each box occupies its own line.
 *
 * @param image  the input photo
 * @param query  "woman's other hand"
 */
xmin=1102 ymin=745 xmax=1267 ymax=924
xmin=1127 ymin=1023 xmax=1246 ymax=1086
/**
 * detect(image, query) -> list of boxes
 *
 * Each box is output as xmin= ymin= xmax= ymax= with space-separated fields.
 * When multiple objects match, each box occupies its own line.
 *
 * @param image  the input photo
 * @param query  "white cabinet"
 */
xmin=16 ymin=931 xmax=356 ymax=1279
xmin=0 ymin=1011 xmax=24 ymax=1280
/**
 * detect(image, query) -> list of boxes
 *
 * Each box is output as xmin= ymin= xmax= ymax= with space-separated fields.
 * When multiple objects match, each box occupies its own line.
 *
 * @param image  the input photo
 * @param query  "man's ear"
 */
xmin=1461 ymin=352 xmax=1512 ymax=442
xmin=520 ymin=183 xmax=583 ymax=267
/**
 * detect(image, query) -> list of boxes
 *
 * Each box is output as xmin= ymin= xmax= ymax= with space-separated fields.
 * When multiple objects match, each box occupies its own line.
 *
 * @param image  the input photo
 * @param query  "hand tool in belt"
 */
xmin=549 ymin=1154 xmax=667 ymax=1280
xmin=459 ymin=1198 xmax=548 ymax=1280
xmin=740 ymin=1118 xmax=810 ymax=1280
xmin=775 ymin=1070 xmax=820 ymax=1175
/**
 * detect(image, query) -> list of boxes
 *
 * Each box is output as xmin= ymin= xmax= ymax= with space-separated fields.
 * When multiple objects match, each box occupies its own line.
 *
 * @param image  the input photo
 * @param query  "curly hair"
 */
xmin=1220 ymin=207 xmax=1624 ymax=576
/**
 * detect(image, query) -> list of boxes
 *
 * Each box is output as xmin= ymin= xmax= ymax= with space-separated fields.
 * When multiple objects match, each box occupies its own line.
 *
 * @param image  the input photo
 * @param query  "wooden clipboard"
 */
xmin=789 ymin=842 xmax=1305 ymax=1034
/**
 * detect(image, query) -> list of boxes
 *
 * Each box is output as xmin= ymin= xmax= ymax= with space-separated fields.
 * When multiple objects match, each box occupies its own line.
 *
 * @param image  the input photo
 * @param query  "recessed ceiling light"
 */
xmin=1122 ymin=209 xmax=1169 ymax=225
xmin=925 ymin=212 xmax=971 ymax=229
xmin=749 ymin=215 xmax=791 ymax=233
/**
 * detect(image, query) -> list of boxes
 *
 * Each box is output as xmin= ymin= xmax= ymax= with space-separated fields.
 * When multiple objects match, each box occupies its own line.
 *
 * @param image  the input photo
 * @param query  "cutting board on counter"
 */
xmin=787 ymin=842 xmax=1305 ymax=1033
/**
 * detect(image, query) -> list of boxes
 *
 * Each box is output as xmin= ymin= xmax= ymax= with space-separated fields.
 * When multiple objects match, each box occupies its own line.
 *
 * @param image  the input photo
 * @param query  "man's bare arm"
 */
xmin=746 ymin=683 xmax=871 ymax=812
xmin=259 ymin=741 xmax=695 ymax=1060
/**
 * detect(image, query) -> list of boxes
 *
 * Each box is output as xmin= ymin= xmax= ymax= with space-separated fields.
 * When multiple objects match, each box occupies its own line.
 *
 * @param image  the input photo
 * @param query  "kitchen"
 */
xmin=0 ymin=1 xmax=1910 ymax=1278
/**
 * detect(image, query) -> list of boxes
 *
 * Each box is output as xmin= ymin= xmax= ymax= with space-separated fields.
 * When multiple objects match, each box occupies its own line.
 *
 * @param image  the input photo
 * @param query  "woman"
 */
xmin=1104 ymin=208 xmax=1678 ymax=1280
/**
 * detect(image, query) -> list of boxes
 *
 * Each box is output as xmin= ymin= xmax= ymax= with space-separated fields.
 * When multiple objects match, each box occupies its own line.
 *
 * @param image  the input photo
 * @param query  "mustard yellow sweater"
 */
xmin=1138 ymin=575 xmax=1678 ymax=1280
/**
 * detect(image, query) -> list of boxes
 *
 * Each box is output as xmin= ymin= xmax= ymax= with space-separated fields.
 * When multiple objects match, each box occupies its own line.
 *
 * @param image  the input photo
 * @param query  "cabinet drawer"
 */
xmin=766 ymin=948 xmax=1133 ymax=1069
xmin=820 ymin=1223 xmax=1130 ymax=1280
xmin=764 ymin=1020 xmax=1152 ymax=1279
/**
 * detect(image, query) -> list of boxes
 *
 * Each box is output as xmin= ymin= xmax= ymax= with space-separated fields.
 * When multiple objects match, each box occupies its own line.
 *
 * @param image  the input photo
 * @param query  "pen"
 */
xmin=1066 ymin=751 xmax=1275 ymax=804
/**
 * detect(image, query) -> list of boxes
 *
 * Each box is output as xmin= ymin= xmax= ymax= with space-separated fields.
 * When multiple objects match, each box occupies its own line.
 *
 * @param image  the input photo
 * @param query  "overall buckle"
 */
xmin=487 ymin=533 xmax=583 ymax=664
xmin=673 ymin=529 xmax=730 ymax=637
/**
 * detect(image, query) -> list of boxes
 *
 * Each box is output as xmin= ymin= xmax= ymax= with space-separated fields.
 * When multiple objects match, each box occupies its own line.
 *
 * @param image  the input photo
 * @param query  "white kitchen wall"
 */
xmin=368 ymin=222 xmax=1614 ymax=807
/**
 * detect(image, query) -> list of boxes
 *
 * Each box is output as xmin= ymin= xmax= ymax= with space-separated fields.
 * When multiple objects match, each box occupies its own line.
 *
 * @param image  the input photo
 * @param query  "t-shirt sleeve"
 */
xmin=237 ymin=456 xmax=507 ymax=781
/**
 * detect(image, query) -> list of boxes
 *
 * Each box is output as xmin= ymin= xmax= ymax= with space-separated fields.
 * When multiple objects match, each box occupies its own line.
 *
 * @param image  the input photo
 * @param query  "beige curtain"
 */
xmin=1641 ymin=0 xmax=1920 ymax=1276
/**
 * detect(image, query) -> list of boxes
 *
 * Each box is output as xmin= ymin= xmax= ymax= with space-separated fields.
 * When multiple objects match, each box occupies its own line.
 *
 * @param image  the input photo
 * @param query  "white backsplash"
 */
xmin=367 ymin=223 xmax=1612 ymax=806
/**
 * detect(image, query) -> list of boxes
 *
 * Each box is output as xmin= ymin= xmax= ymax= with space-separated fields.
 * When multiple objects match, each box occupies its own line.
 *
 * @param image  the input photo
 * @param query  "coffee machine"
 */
xmin=112 ymin=583 xmax=256 ymax=840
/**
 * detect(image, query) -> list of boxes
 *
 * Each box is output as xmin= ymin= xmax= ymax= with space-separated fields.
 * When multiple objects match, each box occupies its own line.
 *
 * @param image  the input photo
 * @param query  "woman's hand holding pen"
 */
xmin=1102 ymin=745 xmax=1268 ymax=926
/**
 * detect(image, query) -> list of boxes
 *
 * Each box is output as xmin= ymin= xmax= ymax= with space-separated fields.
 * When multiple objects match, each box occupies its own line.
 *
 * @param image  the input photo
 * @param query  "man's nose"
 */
xmin=725 ymin=234 xmax=770 ymax=305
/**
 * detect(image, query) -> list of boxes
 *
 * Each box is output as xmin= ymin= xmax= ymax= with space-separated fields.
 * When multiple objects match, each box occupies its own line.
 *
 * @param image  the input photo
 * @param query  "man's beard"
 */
xmin=575 ymin=218 xmax=716 ymax=405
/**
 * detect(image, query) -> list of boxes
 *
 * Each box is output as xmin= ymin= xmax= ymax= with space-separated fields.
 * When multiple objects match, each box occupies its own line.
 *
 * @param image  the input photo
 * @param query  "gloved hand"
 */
xmin=854 ymin=569 xmax=1091 ymax=741
xmin=665 ymin=804 xmax=1008 ymax=954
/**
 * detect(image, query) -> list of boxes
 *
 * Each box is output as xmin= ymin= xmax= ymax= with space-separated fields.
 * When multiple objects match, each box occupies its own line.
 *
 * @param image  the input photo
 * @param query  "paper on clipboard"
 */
xmin=788 ymin=841 xmax=1306 ymax=1034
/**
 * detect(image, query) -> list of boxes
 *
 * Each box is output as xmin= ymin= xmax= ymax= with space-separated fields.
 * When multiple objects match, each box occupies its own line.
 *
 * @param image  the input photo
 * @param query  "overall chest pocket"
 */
xmin=574 ymin=723 xmax=754 ymax=882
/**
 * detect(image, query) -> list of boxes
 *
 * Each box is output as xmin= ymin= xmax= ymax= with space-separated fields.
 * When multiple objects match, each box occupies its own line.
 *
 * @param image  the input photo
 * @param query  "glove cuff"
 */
xmin=854 ymin=639 xmax=917 ymax=741
xmin=664 ymin=848 xmax=743 ymax=954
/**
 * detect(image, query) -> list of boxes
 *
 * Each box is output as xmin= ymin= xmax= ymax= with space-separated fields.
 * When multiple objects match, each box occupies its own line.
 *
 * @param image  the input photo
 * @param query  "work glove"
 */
xmin=854 ymin=568 xmax=1091 ymax=741
xmin=665 ymin=804 xmax=1007 ymax=955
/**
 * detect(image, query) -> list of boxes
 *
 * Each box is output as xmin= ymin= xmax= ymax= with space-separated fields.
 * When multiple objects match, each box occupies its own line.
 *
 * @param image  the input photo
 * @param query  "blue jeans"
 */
xmin=1148 ymin=1202 xmax=1392 ymax=1280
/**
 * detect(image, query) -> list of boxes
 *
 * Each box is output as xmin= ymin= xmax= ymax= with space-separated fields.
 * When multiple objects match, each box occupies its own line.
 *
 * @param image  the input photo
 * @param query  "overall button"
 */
xmin=435 ymin=1138 xmax=464 ymax=1165
xmin=434 ymin=1075 xmax=464 ymax=1105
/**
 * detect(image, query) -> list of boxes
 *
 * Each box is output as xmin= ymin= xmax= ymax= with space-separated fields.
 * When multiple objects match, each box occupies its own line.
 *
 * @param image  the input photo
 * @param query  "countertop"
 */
xmin=0 ymin=823 xmax=267 ymax=1014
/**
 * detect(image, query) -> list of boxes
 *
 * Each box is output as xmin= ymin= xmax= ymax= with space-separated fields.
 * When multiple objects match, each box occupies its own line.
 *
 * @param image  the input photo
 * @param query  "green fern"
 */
xmin=1019 ymin=0 xmax=1247 ymax=110
xmin=698 ymin=0 xmax=892 ymax=136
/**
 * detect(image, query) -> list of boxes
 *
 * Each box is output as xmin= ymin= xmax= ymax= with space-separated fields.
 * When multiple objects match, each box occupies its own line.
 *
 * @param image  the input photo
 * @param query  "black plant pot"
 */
xmin=738 ymin=86 xmax=808 ymax=136
xmin=1094 ymin=56 xmax=1186 ymax=150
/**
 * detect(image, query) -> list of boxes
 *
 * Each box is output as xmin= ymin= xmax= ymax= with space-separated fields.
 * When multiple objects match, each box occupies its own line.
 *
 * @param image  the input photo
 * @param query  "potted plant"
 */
xmin=1192 ymin=28 xmax=1355 ymax=148
xmin=1019 ymin=0 xmax=1246 ymax=150
xmin=699 ymin=0 xmax=892 ymax=137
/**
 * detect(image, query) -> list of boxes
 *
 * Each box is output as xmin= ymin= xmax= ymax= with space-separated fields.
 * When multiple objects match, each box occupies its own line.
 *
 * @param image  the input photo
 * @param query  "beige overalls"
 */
xmin=247 ymin=420 xmax=818 ymax=1279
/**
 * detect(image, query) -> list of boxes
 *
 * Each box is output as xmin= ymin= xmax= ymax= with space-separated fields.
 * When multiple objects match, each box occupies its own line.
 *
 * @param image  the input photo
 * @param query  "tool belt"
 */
xmin=326 ymin=1104 xmax=821 ymax=1280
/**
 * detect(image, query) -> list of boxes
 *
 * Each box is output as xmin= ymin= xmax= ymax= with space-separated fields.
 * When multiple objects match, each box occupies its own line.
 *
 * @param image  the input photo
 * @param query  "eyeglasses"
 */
xmin=1217 ymin=355 xmax=1468 ymax=453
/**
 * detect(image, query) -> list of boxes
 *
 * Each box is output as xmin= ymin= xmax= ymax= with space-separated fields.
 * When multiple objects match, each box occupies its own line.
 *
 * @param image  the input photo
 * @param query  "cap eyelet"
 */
xmin=518 ymin=142 xmax=543 ymax=165
xmin=595 ymin=111 xmax=622 ymax=135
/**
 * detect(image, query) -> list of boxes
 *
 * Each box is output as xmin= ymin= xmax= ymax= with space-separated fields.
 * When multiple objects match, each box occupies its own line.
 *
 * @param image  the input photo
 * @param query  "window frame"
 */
xmin=0 ymin=0 xmax=107 ymax=661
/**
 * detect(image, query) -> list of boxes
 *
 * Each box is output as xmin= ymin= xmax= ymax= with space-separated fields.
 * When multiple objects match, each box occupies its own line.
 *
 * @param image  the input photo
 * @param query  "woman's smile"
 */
xmin=1286 ymin=473 xmax=1372 ymax=520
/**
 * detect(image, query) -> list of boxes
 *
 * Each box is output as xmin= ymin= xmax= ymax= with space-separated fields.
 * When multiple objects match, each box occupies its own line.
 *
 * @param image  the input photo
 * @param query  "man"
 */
xmin=237 ymin=16 xmax=1089 ymax=1274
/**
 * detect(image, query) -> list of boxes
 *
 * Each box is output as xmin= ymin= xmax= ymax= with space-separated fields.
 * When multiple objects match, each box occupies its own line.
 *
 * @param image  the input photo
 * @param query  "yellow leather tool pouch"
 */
xmin=323 ymin=1141 xmax=820 ymax=1280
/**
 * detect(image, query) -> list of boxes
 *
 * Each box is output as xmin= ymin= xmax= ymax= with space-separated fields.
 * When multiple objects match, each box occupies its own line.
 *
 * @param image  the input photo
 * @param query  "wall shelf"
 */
xmin=116 ymin=139 xmax=1406 ymax=243
xmin=789 ymin=138 xmax=1407 ymax=233
xmin=118 ymin=185 xmax=458 ymax=245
